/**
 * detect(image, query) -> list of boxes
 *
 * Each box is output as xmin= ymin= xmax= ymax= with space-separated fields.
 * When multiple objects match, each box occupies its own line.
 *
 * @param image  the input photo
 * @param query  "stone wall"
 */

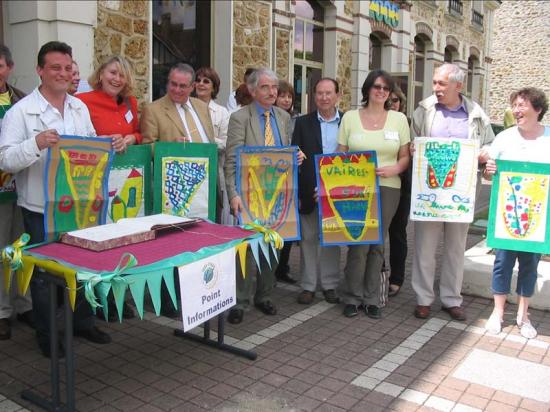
xmin=275 ymin=29 xmax=290 ymax=82
xmin=336 ymin=33 xmax=352 ymax=112
xmin=489 ymin=0 xmax=550 ymax=124
xmin=95 ymin=0 xmax=149 ymax=107
xmin=232 ymin=1 xmax=271 ymax=89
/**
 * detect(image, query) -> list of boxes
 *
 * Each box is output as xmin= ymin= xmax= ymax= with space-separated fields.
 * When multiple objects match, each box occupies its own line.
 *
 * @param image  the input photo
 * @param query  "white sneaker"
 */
xmin=485 ymin=313 xmax=502 ymax=335
xmin=518 ymin=320 xmax=537 ymax=339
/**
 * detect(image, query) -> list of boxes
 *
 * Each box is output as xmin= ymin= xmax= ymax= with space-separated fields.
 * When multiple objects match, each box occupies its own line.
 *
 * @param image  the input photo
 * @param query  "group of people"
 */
xmin=0 ymin=40 xmax=547 ymax=359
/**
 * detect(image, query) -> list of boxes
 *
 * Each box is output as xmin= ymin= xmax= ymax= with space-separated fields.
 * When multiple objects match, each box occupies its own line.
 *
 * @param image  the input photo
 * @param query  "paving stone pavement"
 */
xmin=1 ymin=187 xmax=549 ymax=411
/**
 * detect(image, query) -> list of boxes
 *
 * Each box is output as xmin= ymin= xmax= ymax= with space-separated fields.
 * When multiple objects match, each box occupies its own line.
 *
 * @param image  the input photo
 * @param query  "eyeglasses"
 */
xmin=196 ymin=78 xmax=212 ymax=85
xmin=372 ymin=84 xmax=390 ymax=92
xmin=390 ymin=97 xmax=400 ymax=103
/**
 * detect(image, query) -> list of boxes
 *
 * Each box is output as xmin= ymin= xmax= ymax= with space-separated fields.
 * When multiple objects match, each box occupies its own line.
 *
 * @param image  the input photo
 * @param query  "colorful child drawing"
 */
xmin=44 ymin=136 xmax=114 ymax=236
xmin=487 ymin=160 xmax=550 ymax=254
xmin=425 ymin=140 xmax=460 ymax=188
xmin=245 ymin=155 xmax=291 ymax=229
xmin=161 ymin=157 xmax=209 ymax=218
xmin=107 ymin=167 xmax=144 ymax=223
xmin=497 ymin=173 xmax=548 ymax=240
xmin=237 ymin=147 xmax=300 ymax=241
xmin=410 ymin=137 xmax=478 ymax=223
xmin=316 ymin=152 xmax=382 ymax=246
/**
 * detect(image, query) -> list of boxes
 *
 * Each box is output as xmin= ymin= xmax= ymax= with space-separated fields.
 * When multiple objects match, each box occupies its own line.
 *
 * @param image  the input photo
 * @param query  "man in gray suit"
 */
xmin=225 ymin=67 xmax=303 ymax=324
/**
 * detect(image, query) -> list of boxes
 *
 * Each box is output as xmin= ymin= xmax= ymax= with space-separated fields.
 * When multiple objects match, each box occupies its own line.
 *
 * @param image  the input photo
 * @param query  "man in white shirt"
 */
xmin=141 ymin=63 xmax=215 ymax=144
xmin=0 ymin=41 xmax=110 ymax=357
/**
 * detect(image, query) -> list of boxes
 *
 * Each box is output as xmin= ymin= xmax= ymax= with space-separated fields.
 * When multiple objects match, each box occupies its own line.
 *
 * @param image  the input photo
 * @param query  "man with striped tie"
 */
xmin=224 ymin=67 xmax=304 ymax=324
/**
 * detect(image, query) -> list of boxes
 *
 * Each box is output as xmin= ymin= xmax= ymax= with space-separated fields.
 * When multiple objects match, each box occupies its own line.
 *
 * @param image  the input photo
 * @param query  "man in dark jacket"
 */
xmin=292 ymin=78 xmax=343 ymax=305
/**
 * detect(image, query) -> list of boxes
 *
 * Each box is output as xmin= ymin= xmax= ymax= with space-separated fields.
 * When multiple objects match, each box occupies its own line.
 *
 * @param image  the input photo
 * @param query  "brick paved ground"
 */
xmin=1 ymin=184 xmax=549 ymax=411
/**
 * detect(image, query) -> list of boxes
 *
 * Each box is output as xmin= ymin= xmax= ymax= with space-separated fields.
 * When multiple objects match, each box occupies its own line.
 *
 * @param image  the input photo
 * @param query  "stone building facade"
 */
xmin=95 ymin=0 xmax=150 ymax=107
xmin=489 ymin=0 xmax=550 ymax=125
xmin=3 ymin=0 xmax=500 ymax=117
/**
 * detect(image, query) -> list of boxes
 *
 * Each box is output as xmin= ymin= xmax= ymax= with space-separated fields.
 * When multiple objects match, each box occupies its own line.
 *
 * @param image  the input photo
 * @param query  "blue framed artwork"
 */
xmin=315 ymin=151 xmax=382 ymax=246
xmin=236 ymin=146 xmax=300 ymax=241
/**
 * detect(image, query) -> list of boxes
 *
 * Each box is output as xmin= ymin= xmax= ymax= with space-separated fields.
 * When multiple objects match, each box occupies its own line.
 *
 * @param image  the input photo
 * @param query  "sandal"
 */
xmin=388 ymin=284 xmax=401 ymax=297
xmin=517 ymin=319 xmax=537 ymax=339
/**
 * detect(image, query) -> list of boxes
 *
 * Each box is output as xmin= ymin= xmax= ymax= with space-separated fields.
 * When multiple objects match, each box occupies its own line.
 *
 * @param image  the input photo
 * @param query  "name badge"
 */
xmin=125 ymin=110 xmax=133 ymax=123
xmin=384 ymin=130 xmax=399 ymax=141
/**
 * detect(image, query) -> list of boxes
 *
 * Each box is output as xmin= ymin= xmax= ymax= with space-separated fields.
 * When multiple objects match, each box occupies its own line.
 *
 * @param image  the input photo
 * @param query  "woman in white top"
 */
xmin=194 ymin=67 xmax=232 ymax=224
xmin=484 ymin=87 xmax=549 ymax=339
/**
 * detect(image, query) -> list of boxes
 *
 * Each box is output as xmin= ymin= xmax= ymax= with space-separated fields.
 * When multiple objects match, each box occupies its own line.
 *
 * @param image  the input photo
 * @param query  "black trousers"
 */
xmin=388 ymin=171 xmax=411 ymax=287
xmin=21 ymin=208 xmax=94 ymax=339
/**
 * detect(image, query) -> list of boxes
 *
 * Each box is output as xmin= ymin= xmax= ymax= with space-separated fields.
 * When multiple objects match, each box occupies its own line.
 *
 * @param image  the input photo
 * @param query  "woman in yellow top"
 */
xmin=337 ymin=70 xmax=410 ymax=318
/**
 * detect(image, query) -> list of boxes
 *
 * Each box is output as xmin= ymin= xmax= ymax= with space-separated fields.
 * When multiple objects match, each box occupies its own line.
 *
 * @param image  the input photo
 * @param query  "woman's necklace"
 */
xmin=361 ymin=108 xmax=386 ymax=129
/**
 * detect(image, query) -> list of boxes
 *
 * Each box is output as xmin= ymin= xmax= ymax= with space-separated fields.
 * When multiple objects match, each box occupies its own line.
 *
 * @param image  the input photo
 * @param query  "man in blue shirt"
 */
xmin=292 ymin=78 xmax=343 ymax=305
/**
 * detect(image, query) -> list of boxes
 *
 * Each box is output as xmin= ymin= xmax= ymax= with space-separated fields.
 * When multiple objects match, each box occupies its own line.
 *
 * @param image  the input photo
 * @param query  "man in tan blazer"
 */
xmin=225 ymin=67 xmax=304 ymax=324
xmin=141 ymin=63 xmax=214 ymax=144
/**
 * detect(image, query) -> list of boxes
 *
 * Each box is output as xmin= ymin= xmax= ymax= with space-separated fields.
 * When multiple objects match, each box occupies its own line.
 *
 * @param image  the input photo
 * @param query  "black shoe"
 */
xmin=366 ymin=305 xmax=382 ymax=319
xmin=75 ymin=326 xmax=112 ymax=344
xmin=343 ymin=304 xmax=358 ymax=318
xmin=322 ymin=289 xmax=340 ymax=304
xmin=227 ymin=309 xmax=244 ymax=324
xmin=254 ymin=301 xmax=277 ymax=315
xmin=297 ymin=290 xmax=315 ymax=305
xmin=17 ymin=310 xmax=35 ymax=329
xmin=0 ymin=319 xmax=11 ymax=340
xmin=276 ymin=272 xmax=297 ymax=284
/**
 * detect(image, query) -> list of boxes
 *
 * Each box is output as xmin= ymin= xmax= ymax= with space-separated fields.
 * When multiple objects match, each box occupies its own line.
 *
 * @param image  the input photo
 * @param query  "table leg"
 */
xmin=174 ymin=312 xmax=257 ymax=360
xmin=21 ymin=272 xmax=76 ymax=412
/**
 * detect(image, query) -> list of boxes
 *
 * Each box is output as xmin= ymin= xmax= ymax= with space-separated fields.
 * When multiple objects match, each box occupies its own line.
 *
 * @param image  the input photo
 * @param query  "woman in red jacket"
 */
xmin=77 ymin=55 xmax=142 ymax=153
xmin=77 ymin=55 xmax=141 ymax=319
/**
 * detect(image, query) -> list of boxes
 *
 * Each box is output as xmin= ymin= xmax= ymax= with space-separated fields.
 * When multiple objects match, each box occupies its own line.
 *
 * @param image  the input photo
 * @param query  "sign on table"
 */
xmin=178 ymin=247 xmax=236 ymax=331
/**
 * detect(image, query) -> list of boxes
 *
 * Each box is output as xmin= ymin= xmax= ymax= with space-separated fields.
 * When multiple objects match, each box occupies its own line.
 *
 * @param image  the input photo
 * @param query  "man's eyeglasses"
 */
xmin=372 ymin=84 xmax=390 ymax=92
xmin=390 ymin=97 xmax=400 ymax=103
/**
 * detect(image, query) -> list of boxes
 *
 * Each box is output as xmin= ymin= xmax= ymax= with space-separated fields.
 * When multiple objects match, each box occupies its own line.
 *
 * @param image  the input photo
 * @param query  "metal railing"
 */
xmin=448 ymin=0 xmax=463 ymax=16
xmin=472 ymin=9 xmax=484 ymax=28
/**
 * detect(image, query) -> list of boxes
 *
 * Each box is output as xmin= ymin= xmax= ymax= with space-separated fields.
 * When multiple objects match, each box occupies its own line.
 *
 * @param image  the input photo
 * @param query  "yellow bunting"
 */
xmin=235 ymin=242 xmax=249 ymax=279
xmin=21 ymin=255 xmax=78 ymax=309
xmin=243 ymin=221 xmax=284 ymax=250
xmin=1 ymin=233 xmax=30 ymax=291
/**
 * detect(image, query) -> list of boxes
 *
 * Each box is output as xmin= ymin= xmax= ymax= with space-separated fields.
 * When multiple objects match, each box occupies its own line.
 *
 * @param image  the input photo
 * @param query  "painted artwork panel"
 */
xmin=487 ymin=159 xmax=550 ymax=254
xmin=410 ymin=137 xmax=479 ymax=222
xmin=107 ymin=144 xmax=152 ymax=223
xmin=44 ymin=135 xmax=114 ymax=237
xmin=315 ymin=151 xmax=382 ymax=246
xmin=161 ymin=156 xmax=209 ymax=218
xmin=0 ymin=169 xmax=16 ymax=204
xmin=236 ymin=146 xmax=300 ymax=241
xmin=153 ymin=142 xmax=217 ymax=221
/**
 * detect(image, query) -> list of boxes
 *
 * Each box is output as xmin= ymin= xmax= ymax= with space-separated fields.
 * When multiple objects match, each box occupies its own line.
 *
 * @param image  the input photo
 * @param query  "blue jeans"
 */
xmin=492 ymin=249 xmax=540 ymax=297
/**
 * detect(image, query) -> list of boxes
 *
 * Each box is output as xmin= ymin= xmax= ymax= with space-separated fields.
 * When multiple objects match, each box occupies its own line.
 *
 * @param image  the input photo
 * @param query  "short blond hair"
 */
xmin=88 ymin=55 xmax=135 ymax=98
